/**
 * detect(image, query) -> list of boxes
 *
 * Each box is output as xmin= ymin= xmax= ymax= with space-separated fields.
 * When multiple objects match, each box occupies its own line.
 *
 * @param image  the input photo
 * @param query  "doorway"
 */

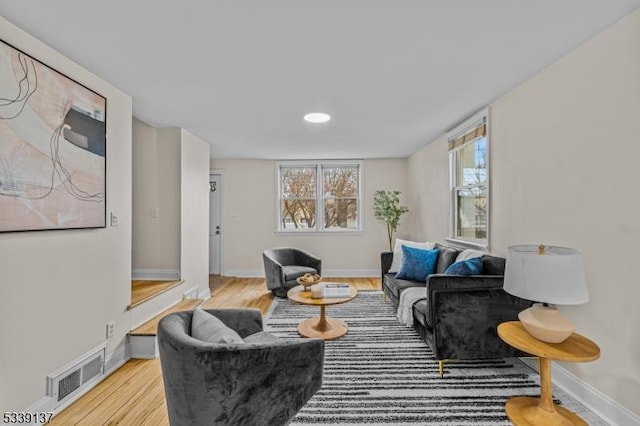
xmin=209 ymin=173 xmax=223 ymax=274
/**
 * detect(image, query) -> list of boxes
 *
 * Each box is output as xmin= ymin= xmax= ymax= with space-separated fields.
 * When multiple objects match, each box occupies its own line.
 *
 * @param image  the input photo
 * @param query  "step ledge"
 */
xmin=129 ymin=335 xmax=158 ymax=359
xmin=128 ymin=298 xmax=203 ymax=359
xmin=129 ymin=298 xmax=203 ymax=336
xmin=128 ymin=280 xmax=185 ymax=310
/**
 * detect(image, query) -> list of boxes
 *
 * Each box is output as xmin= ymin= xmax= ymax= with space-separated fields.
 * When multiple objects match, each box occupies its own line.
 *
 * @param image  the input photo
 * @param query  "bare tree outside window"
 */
xmin=323 ymin=166 xmax=358 ymax=230
xmin=448 ymin=108 xmax=489 ymax=247
xmin=280 ymin=167 xmax=316 ymax=229
xmin=277 ymin=161 xmax=362 ymax=232
xmin=455 ymin=138 xmax=487 ymax=239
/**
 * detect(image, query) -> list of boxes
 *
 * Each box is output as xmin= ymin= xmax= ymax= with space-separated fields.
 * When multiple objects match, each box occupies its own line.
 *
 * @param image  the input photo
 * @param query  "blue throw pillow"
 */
xmin=444 ymin=257 xmax=483 ymax=276
xmin=395 ymin=246 xmax=440 ymax=282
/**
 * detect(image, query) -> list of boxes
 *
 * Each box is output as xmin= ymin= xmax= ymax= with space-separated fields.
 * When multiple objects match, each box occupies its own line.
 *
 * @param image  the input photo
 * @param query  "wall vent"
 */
xmin=46 ymin=344 xmax=106 ymax=407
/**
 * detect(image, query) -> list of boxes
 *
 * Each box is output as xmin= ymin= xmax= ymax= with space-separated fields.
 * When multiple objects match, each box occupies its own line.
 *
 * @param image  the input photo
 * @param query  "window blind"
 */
xmin=447 ymin=120 xmax=486 ymax=151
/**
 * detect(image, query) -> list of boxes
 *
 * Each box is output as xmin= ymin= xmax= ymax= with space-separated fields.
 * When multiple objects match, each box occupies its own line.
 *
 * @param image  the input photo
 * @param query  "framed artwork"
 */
xmin=0 ymin=38 xmax=107 ymax=232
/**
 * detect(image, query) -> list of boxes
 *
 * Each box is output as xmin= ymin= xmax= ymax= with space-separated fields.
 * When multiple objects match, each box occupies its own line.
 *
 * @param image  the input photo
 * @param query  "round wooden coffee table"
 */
xmin=287 ymin=284 xmax=357 ymax=340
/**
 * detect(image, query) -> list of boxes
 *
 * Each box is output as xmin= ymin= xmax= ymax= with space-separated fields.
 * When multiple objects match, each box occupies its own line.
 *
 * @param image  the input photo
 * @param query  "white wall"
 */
xmin=180 ymin=130 xmax=210 ymax=298
xmin=132 ymin=120 xmax=180 ymax=273
xmin=155 ymin=128 xmax=182 ymax=272
xmin=210 ymin=159 xmax=408 ymax=276
xmin=408 ymin=10 xmax=640 ymax=417
xmin=131 ymin=123 xmax=181 ymax=273
xmin=0 ymin=17 xmax=132 ymax=411
xmin=406 ymin=133 xmax=450 ymax=243
xmin=132 ymin=123 xmax=209 ymax=294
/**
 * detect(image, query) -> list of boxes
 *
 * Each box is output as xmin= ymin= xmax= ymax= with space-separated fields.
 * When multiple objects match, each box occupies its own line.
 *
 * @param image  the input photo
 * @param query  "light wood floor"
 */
xmin=129 ymin=280 xmax=184 ymax=308
xmin=51 ymin=276 xmax=380 ymax=425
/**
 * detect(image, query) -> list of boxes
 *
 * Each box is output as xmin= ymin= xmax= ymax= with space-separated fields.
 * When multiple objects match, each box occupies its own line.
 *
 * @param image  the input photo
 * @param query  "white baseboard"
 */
xmin=23 ymin=397 xmax=56 ymax=425
xmin=182 ymin=286 xmax=199 ymax=299
xmin=105 ymin=341 xmax=130 ymax=375
xmin=131 ymin=269 xmax=180 ymax=280
xmin=224 ymin=269 xmax=378 ymax=278
xmin=324 ymin=269 xmax=378 ymax=277
xmin=198 ymin=288 xmax=212 ymax=300
xmin=521 ymin=358 xmax=640 ymax=426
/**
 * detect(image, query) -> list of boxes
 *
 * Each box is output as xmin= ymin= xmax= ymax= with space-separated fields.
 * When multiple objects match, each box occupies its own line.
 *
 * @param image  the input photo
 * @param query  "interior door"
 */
xmin=209 ymin=174 xmax=222 ymax=274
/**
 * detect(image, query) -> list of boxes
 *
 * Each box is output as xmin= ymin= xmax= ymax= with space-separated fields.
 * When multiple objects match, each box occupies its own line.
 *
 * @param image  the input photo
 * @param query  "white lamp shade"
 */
xmin=504 ymin=245 xmax=589 ymax=305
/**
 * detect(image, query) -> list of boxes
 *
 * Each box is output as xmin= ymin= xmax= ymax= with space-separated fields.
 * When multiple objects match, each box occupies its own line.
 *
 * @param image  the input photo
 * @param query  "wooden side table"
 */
xmin=287 ymin=284 xmax=358 ymax=340
xmin=497 ymin=321 xmax=600 ymax=426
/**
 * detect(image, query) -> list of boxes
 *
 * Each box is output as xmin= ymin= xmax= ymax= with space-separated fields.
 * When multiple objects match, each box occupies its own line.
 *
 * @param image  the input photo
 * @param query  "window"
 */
xmin=448 ymin=109 xmax=489 ymax=248
xmin=277 ymin=160 xmax=362 ymax=232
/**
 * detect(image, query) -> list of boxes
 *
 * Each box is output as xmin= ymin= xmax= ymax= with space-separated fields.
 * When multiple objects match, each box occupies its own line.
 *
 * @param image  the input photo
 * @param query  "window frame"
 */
xmin=275 ymin=159 xmax=363 ymax=234
xmin=446 ymin=108 xmax=490 ymax=250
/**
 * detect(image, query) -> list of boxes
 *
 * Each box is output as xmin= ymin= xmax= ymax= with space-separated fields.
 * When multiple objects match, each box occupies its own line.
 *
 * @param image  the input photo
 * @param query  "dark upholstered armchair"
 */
xmin=263 ymin=247 xmax=322 ymax=297
xmin=158 ymin=308 xmax=324 ymax=426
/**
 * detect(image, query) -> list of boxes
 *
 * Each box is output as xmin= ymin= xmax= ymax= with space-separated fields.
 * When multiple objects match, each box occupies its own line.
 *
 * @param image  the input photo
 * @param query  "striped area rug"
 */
xmin=265 ymin=291 xmax=606 ymax=426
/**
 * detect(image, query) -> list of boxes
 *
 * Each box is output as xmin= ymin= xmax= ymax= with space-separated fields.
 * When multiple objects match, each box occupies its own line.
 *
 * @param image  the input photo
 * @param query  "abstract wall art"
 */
xmin=0 ymin=39 xmax=106 ymax=232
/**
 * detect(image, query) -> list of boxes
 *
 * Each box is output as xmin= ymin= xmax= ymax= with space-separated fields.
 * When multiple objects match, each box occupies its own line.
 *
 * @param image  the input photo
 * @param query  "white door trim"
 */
xmin=209 ymin=169 xmax=224 ymax=275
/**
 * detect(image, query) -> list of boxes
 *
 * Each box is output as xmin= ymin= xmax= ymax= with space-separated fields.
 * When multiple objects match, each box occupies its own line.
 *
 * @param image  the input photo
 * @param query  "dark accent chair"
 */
xmin=263 ymin=247 xmax=322 ymax=297
xmin=158 ymin=308 xmax=324 ymax=426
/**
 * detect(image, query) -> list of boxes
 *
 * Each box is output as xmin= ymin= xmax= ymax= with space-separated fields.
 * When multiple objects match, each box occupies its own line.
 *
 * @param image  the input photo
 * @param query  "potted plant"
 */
xmin=373 ymin=190 xmax=409 ymax=251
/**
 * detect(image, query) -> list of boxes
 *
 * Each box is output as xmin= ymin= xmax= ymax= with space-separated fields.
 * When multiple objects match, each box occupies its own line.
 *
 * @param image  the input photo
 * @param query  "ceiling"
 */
xmin=1 ymin=1 xmax=638 ymax=159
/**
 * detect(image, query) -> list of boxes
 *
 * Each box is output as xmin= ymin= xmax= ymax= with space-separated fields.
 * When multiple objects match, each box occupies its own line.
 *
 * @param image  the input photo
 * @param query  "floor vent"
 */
xmin=46 ymin=344 xmax=106 ymax=407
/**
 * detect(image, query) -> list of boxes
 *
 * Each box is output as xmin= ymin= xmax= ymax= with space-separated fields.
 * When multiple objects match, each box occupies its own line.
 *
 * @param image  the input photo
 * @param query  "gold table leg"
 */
xmin=297 ymin=304 xmax=349 ymax=340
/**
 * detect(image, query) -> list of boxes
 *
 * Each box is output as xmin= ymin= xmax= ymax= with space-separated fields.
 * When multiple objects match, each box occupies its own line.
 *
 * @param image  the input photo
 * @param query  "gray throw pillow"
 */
xmin=191 ymin=309 xmax=244 ymax=344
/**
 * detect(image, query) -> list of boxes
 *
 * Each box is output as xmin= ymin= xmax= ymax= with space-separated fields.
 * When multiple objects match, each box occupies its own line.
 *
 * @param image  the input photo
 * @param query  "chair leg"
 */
xmin=438 ymin=359 xmax=458 ymax=378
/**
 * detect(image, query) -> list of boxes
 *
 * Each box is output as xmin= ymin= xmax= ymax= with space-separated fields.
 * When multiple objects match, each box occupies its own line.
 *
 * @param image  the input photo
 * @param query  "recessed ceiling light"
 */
xmin=304 ymin=112 xmax=331 ymax=123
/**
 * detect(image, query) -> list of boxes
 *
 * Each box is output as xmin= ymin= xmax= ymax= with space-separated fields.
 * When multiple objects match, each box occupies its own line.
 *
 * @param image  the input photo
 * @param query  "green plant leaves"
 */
xmin=373 ymin=190 xmax=409 ymax=250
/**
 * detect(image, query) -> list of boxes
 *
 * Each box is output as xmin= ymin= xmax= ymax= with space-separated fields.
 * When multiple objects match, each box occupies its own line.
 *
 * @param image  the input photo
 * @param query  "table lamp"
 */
xmin=503 ymin=244 xmax=588 ymax=343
